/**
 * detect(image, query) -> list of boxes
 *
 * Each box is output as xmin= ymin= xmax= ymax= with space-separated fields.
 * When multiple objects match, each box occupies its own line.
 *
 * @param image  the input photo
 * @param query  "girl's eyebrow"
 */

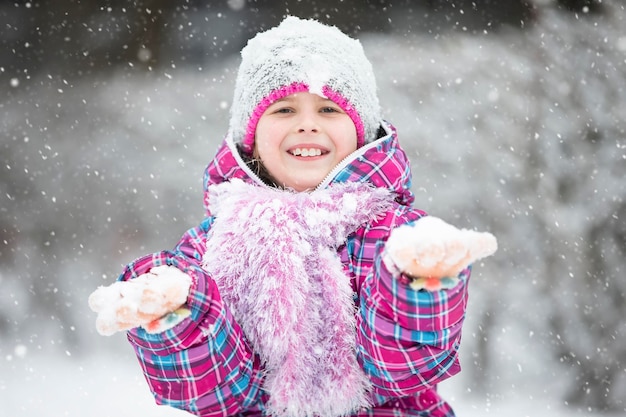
xmin=317 ymin=97 xmax=338 ymax=105
xmin=274 ymin=96 xmax=295 ymax=103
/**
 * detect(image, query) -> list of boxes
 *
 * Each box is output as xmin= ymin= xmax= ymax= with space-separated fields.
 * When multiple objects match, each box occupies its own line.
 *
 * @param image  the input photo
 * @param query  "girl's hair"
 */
xmin=238 ymin=144 xmax=281 ymax=188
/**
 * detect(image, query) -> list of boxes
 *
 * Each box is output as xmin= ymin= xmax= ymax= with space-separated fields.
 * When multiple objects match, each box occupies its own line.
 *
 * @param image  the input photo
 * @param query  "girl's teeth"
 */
xmin=293 ymin=148 xmax=322 ymax=157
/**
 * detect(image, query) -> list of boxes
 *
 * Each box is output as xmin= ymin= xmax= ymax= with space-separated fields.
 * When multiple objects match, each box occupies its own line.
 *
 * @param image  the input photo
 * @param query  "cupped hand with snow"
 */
xmin=383 ymin=216 xmax=498 ymax=291
xmin=88 ymin=265 xmax=192 ymax=336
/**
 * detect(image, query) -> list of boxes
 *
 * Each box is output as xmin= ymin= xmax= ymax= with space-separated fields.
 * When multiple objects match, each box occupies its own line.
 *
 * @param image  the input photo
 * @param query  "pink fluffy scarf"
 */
xmin=201 ymin=179 xmax=393 ymax=417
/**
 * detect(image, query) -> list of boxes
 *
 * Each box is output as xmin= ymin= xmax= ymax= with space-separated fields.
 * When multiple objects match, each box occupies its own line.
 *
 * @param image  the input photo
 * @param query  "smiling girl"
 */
xmin=252 ymin=92 xmax=357 ymax=191
xmin=89 ymin=16 xmax=496 ymax=417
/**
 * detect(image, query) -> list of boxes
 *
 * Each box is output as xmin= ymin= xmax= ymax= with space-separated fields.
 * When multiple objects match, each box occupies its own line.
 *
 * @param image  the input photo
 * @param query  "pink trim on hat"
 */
xmin=241 ymin=82 xmax=365 ymax=155
xmin=322 ymin=85 xmax=365 ymax=148
xmin=241 ymin=82 xmax=310 ymax=155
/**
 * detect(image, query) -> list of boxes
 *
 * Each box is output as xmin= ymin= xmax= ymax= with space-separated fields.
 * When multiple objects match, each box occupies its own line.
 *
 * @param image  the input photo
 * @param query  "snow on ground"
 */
xmin=1 ymin=349 xmax=188 ymax=417
xmin=1 ymin=349 xmax=618 ymax=417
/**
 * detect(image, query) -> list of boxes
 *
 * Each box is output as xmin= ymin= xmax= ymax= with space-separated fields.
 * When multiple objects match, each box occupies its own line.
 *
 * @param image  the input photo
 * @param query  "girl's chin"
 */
xmin=283 ymin=177 xmax=323 ymax=191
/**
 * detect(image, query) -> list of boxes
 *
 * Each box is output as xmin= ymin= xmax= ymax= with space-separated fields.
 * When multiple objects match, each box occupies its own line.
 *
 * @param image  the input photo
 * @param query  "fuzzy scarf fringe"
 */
xmin=202 ymin=179 xmax=393 ymax=417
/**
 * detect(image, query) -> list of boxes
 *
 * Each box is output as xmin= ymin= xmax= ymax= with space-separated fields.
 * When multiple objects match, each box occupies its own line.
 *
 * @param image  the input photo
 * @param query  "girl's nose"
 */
xmin=296 ymin=113 xmax=320 ymax=134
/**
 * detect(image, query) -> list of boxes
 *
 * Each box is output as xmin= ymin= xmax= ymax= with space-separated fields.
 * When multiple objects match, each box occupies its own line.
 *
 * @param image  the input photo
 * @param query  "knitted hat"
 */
xmin=229 ymin=16 xmax=381 ymax=155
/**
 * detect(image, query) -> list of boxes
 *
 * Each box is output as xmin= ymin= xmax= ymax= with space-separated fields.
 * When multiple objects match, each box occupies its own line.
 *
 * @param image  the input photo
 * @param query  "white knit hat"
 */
xmin=229 ymin=16 xmax=382 ymax=155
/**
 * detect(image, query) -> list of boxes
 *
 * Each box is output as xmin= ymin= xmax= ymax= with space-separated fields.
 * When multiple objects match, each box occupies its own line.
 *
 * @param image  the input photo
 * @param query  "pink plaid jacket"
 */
xmin=119 ymin=122 xmax=469 ymax=416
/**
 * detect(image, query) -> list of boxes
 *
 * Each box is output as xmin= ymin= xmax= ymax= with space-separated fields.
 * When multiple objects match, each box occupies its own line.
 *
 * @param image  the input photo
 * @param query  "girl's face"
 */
xmin=254 ymin=92 xmax=358 ymax=191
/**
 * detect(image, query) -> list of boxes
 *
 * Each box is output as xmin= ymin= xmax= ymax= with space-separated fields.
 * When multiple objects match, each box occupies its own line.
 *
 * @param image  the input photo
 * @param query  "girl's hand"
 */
xmin=382 ymin=216 xmax=497 ymax=289
xmin=88 ymin=265 xmax=192 ymax=335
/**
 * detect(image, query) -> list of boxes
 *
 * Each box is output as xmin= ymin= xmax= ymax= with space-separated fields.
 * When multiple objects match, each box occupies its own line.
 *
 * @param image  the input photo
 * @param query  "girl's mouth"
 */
xmin=288 ymin=148 xmax=328 ymax=157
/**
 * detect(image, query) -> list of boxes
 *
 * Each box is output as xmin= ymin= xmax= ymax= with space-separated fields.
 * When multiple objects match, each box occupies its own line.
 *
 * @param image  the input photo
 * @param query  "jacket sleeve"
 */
xmin=354 ymin=211 xmax=470 ymax=397
xmin=118 ymin=217 xmax=264 ymax=416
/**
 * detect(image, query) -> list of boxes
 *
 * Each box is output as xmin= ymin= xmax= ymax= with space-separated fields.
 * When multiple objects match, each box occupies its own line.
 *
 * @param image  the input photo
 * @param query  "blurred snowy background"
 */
xmin=1 ymin=0 xmax=625 ymax=416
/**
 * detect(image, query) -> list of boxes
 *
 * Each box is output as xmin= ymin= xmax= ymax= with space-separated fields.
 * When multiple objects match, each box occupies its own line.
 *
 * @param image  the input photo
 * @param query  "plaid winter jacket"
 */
xmin=118 ymin=122 xmax=469 ymax=416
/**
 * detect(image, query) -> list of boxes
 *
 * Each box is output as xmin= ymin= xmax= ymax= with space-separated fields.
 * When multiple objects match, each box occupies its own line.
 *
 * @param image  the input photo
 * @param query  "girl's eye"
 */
xmin=320 ymin=107 xmax=339 ymax=113
xmin=274 ymin=107 xmax=293 ymax=114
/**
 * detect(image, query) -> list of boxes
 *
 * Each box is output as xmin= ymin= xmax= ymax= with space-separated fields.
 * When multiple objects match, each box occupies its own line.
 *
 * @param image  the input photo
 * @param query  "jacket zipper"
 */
xmin=315 ymin=121 xmax=392 ymax=191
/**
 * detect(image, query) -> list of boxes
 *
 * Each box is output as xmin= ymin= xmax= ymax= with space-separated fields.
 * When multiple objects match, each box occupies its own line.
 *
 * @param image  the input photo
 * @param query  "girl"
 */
xmin=89 ymin=16 xmax=497 ymax=417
